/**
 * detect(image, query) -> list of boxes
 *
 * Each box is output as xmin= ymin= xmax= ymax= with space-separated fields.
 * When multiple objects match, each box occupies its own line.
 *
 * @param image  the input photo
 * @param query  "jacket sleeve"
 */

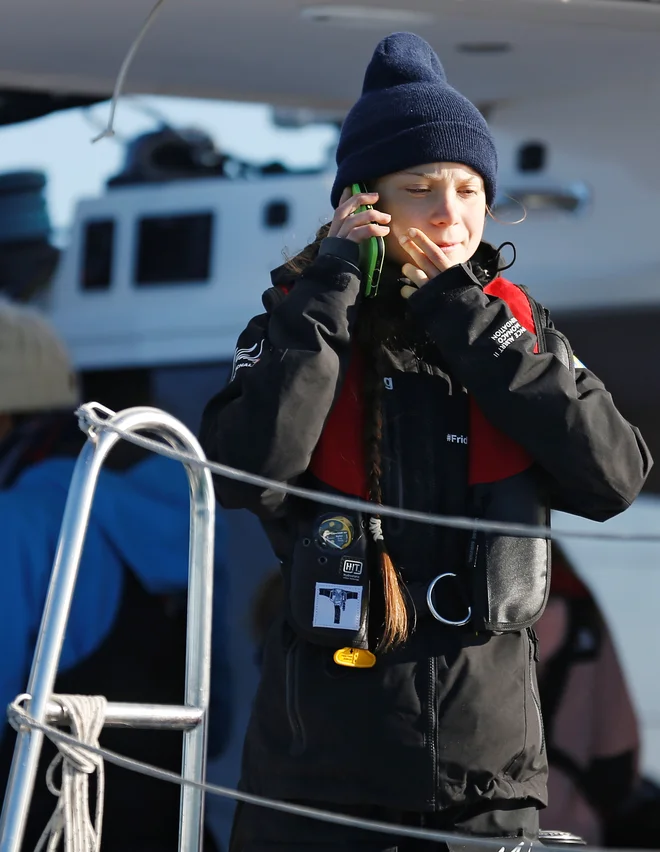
xmin=407 ymin=265 xmax=653 ymax=521
xmin=199 ymin=238 xmax=362 ymax=515
xmin=0 ymin=502 xmax=34 ymax=743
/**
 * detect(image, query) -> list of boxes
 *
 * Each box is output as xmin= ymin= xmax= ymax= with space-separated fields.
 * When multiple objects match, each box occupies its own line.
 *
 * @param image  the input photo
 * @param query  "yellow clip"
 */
xmin=333 ymin=647 xmax=377 ymax=668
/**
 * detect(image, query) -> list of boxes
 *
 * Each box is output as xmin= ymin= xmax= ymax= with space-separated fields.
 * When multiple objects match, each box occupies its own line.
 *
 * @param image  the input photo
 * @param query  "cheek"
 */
xmin=466 ymin=210 xmax=486 ymax=245
xmin=377 ymin=200 xmax=417 ymax=264
xmin=377 ymin=194 xmax=415 ymax=229
xmin=383 ymin=230 xmax=409 ymax=265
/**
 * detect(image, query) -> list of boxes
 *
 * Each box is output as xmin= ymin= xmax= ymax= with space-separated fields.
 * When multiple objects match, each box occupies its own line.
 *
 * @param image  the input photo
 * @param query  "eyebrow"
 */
xmin=400 ymin=170 xmax=440 ymax=179
xmin=399 ymin=170 xmax=481 ymax=182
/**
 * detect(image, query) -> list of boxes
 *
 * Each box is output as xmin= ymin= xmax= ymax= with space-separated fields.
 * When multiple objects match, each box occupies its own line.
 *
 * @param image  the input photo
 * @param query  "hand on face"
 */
xmin=399 ymin=229 xmax=455 ymax=299
xmin=371 ymin=162 xmax=487 ymax=300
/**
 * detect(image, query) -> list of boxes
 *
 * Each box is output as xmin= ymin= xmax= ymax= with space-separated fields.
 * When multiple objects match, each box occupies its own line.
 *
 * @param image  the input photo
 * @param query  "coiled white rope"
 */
xmin=8 ymin=698 xmax=586 ymax=852
xmin=21 ymin=695 xmax=108 ymax=852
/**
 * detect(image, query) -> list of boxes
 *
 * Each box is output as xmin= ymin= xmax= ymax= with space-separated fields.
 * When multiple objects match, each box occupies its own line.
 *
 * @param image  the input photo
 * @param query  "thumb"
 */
xmin=402 ymin=263 xmax=429 ymax=288
xmin=400 ymin=284 xmax=419 ymax=300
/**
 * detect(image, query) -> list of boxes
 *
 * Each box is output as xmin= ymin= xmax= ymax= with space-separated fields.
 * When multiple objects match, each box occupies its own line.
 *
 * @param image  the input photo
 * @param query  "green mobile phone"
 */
xmin=351 ymin=182 xmax=385 ymax=298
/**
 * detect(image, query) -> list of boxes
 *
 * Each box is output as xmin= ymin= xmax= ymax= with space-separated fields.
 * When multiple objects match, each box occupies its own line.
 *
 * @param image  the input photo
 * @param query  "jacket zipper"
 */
xmin=468 ymin=529 xmax=481 ymax=571
xmin=523 ymin=287 xmax=547 ymax=354
xmin=285 ymin=639 xmax=304 ymax=752
xmin=528 ymin=634 xmax=545 ymax=755
xmin=428 ymin=656 xmax=437 ymax=806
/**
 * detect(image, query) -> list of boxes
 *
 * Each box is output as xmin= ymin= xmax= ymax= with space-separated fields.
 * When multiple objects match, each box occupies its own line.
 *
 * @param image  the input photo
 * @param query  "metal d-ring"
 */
xmin=426 ymin=573 xmax=472 ymax=627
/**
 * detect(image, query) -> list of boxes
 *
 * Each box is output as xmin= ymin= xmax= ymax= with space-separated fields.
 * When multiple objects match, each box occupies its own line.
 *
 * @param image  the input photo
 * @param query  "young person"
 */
xmin=200 ymin=32 xmax=652 ymax=852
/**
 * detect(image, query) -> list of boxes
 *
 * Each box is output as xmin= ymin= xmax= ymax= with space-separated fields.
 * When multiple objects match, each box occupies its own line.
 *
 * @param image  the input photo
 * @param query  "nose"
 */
xmin=429 ymin=191 xmax=459 ymax=227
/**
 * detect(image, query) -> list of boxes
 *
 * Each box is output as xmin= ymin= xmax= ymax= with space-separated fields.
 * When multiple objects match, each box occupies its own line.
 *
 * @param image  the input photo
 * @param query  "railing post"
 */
xmin=0 ymin=405 xmax=215 ymax=852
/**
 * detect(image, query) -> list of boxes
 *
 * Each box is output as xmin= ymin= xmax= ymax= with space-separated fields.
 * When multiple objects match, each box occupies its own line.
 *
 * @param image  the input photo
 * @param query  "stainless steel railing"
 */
xmin=0 ymin=404 xmax=216 ymax=852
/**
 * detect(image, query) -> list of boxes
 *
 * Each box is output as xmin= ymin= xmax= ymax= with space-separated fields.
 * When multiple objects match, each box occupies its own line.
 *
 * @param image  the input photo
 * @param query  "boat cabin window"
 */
xmin=81 ymin=219 xmax=115 ymax=291
xmin=263 ymin=200 xmax=290 ymax=228
xmin=135 ymin=212 xmax=214 ymax=286
xmin=517 ymin=142 xmax=546 ymax=173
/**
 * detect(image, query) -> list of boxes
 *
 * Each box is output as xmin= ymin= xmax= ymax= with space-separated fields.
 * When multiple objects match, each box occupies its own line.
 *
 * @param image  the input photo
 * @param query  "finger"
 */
xmin=398 ymin=236 xmax=439 ymax=279
xmin=344 ymin=190 xmax=378 ymax=206
xmin=408 ymin=229 xmax=452 ymax=272
xmin=339 ymin=187 xmax=352 ymax=205
xmin=336 ymin=209 xmax=391 ymax=239
xmin=338 ymin=192 xmax=379 ymax=219
xmin=344 ymin=223 xmax=390 ymax=244
xmin=402 ymin=263 xmax=429 ymax=288
xmin=400 ymin=284 xmax=419 ymax=300
xmin=328 ymin=192 xmax=379 ymax=237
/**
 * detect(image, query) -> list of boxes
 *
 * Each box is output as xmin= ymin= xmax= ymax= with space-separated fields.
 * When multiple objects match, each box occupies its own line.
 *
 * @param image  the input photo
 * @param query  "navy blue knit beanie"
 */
xmin=331 ymin=33 xmax=497 ymax=208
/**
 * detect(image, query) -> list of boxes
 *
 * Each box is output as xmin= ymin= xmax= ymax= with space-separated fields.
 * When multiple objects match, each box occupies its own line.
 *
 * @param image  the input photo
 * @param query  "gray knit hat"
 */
xmin=0 ymin=299 xmax=79 ymax=415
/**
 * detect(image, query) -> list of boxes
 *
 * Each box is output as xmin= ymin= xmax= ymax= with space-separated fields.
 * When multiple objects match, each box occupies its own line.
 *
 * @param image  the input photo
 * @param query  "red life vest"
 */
xmin=309 ymin=276 xmax=538 ymax=497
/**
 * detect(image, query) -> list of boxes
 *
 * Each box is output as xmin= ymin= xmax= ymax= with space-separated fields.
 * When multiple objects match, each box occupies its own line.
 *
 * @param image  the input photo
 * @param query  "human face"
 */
xmin=374 ymin=163 xmax=487 ymax=269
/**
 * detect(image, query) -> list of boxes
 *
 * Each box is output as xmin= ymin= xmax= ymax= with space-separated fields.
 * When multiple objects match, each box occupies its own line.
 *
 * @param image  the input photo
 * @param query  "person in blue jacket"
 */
xmin=0 ymin=298 xmax=230 ymax=851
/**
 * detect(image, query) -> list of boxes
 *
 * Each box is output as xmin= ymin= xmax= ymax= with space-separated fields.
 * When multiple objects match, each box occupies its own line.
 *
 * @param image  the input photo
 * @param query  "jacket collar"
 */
xmin=268 ymin=240 xmax=510 ymax=292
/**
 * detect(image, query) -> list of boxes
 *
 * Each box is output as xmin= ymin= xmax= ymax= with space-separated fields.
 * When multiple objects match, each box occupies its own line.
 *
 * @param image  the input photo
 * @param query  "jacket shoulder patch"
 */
xmin=230 ymin=338 xmax=264 ymax=382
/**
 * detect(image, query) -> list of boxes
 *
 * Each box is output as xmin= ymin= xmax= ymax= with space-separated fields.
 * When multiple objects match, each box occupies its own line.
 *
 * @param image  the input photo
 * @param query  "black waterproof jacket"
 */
xmin=200 ymin=239 xmax=651 ymax=813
